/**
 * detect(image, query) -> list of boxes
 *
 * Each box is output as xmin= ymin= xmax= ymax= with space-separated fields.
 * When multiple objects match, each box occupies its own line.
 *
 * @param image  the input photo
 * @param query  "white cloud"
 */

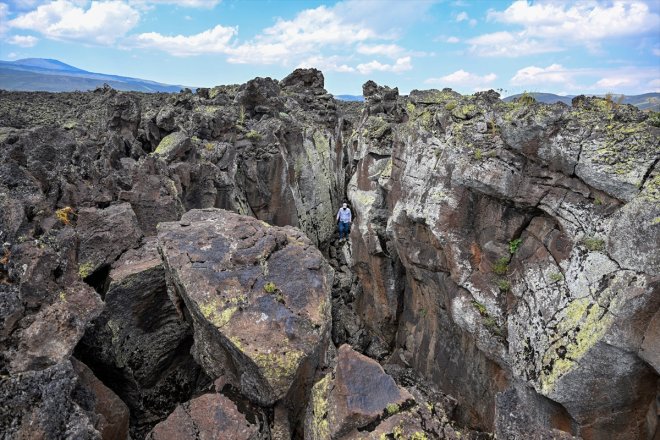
xmin=130 ymin=0 xmax=220 ymax=8
xmin=456 ymin=11 xmax=469 ymax=22
xmin=595 ymin=77 xmax=635 ymax=89
xmin=9 ymin=0 xmax=140 ymax=45
xmin=488 ymin=0 xmax=660 ymax=41
xmin=0 ymin=3 xmax=8 ymax=35
xmin=467 ymin=31 xmax=562 ymax=57
xmin=134 ymin=24 xmax=237 ymax=56
xmin=425 ymin=69 xmax=496 ymax=89
xmin=226 ymin=5 xmax=377 ymax=64
xmin=356 ymin=56 xmax=412 ymax=74
xmin=511 ymin=64 xmax=571 ymax=86
xmin=446 ymin=36 xmax=460 ymax=43
xmin=510 ymin=64 xmax=660 ymax=94
xmin=8 ymin=34 xmax=39 ymax=47
xmin=297 ymin=55 xmax=355 ymax=73
xmin=653 ymin=47 xmax=660 ymax=56
xmin=356 ymin=43 xmax=403 ymax=58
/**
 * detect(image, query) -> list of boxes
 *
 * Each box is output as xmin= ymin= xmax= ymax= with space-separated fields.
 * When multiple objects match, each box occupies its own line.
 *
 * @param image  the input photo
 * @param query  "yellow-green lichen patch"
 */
xmin=78 ymin=262 xmax=95 ymax=279
xmin=199 ymin=298 xmax=237 ymax=328
xmin=312 ymin=130 xmax=330 ymax=157
xmin=310 ymin=374 xmax=331 ymax=439
xmin=152 ymin=133 xmax=180 ymax=156
xmin=252 ymin=349 xmax=304 ymax=387
xmin=380 ymin=159 xmax=393 ymax=180
xmin=540 ymin=298 xmax=612 ymax=394
xmin=59 ymin=291 xmax=67 ymax=302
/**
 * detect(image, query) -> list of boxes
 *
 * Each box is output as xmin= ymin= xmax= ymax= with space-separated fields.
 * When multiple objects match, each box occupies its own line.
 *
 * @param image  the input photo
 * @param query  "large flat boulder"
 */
xmin=147 ymin=393 xmax=258 ymax=440
xmin=157 ymin=208 xmax=332 ymax=406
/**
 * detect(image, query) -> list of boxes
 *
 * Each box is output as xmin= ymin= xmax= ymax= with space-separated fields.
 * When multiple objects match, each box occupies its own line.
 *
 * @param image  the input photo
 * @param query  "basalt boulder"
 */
xmin=157 ymin=209 xmax=332 ymax=418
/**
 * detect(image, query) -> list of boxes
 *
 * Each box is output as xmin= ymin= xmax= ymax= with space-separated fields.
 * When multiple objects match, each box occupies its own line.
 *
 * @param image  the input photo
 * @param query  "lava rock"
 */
xmin=147 ymin=393 xmax=259 ymax=440
xmin=157 ymin=209 xmax=332 ymax=408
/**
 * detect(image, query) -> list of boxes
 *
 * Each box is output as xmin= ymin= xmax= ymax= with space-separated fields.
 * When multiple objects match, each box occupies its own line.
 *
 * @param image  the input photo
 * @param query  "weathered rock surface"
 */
xmin=157 ymin=208 xmax=332 ymax=430
xmin=147 ymin=393 xmax=259 ymax=440
xmin=305 ymin=344 xmax=413 ymax=439
xmin=72 ymin=358 xmax=130 ymax=440
xmin=75 ymin=238 xmax=209 ymax=438
xmin=1 ymin=72 xmax=658 ymax=440
xmin=348 ymin=84 xmax=659 ymax=438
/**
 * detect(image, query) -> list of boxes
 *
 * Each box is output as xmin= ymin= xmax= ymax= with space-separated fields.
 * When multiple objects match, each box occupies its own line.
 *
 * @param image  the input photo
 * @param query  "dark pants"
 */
xmin=338 ymin=221 xmax=350 ymax=239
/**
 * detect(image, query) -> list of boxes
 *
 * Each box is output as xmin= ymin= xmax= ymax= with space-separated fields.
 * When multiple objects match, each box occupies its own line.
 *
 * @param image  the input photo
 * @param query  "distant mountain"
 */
xmin=504 ymin=92 xmax=660 ymax=111
xmin=334 ymin=94 xmax=364 ymax=102
xmin=0 ymin=58 xmax=187 ymax=93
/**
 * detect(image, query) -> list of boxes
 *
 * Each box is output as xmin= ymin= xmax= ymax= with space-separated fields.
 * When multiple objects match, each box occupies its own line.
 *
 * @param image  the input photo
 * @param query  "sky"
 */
xmin=1 ymin=0 xmax=659 ymax=96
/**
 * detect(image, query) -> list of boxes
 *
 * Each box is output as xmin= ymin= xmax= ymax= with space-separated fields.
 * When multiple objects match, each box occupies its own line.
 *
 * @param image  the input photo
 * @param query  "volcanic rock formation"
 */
xmin=0 ymin=68 xmax=657 ymax=439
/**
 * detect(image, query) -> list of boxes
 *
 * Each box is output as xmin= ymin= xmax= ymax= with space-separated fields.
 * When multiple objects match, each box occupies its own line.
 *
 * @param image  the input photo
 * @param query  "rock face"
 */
xmin=147 ymin=393 xmax=259 ymax=440
xmin=0 ymin=72 xmax=658 ymax=440
xmin=157 ymin=208 xmax=333 ymax=429
xmin=75 ymin=238 xmax=209 ymax=438
xmin=305 ymin=344 xmax=413 ymax=439
xmin=348 ymin=85 xmax=659 ymax=438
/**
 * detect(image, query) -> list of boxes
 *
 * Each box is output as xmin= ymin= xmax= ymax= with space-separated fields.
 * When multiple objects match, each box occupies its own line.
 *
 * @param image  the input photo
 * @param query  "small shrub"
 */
xmin=385 ymin=403 xmax=400 ymax=415
xmin=56 ymin=206 xmax=75 ymax=225
xmin=647 ymin=111 xmax=660 ymax=128
xmin=593 ymin=197 xmax=602 ymax=206
xmin=484 ymin=316 xmax=504 ymax=337
xmin=419 ymin=307 xmax=428 ymax=318
xmin=263 ymin=282 xmax=277 ymax=293
xmin=517 ymin=91 xmax=536 ymax=106
xmin=238 ymin=105 xmax=246 ymax=124
xmin=583 ymin=236 xmax=605 ymax=252
xmin=471 ymin=300 xmax=487 ymax=316
xmin=509 ymin=238 xmax=523 ymax=254
xmin=474 ymin=149 xmax=483 ymax=160
xmin=492 ymin=257 xmax=509 ymax=275
xmin=497 ymin=279 xmax=511 ymax=291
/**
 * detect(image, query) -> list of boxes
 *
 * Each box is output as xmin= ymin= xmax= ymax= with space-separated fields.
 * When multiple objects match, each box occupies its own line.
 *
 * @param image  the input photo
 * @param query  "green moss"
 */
xmin=385 ymin=403 xmax=400 ymax=415
xmin=497 ymin=279 xmax=511 ymax=291
xmin=59 ymin=291 xmax=67 ymax=302
xmin=263 ymin=282 xmax=277 ymax=293
xmin=474 ymin=149 xmax=483 ymax=160
xmin=78 ymin=262 xmax=95 ymax=279
xmin=582 ymin=236 xmax=605 ymax=252
xmin=492 ymin=256 xmax=509 ymax=275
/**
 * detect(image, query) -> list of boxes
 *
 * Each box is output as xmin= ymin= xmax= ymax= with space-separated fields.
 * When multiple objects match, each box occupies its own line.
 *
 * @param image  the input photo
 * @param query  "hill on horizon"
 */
xmin=0 ymin=58 xmax=187 ymax=93
xmin=504 ymin=91 xmax=660 ymax=111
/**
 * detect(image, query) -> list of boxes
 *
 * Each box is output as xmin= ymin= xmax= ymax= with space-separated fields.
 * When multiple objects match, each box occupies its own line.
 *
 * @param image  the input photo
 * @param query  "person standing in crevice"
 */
xmin=336 ymin=202 xmax=352 ymax=241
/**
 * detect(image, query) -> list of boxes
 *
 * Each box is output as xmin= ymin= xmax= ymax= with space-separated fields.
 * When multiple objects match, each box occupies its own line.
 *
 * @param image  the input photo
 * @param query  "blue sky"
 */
xmin=1 ymin=0 xmax=659 ymax=96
